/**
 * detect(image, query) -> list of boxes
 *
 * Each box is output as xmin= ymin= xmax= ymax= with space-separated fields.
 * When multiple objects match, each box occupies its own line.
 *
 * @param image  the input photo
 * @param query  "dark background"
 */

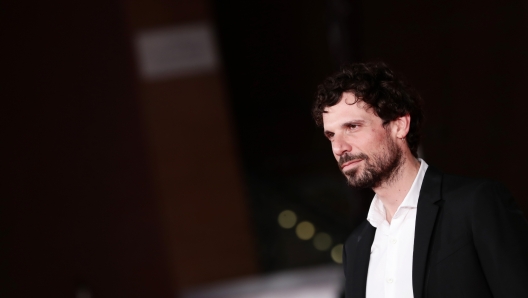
xmin=3 ymin=0 xmax=528 ymax=297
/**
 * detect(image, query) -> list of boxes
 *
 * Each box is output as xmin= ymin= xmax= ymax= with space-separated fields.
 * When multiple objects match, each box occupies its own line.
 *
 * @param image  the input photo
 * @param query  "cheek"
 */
xmin=363 ymin=130 xmax=390 ymax=151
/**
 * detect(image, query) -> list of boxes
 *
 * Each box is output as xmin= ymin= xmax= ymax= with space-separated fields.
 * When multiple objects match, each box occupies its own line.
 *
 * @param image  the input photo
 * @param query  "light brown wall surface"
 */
xmin=123 ymin=0 xmax=258 ymax=288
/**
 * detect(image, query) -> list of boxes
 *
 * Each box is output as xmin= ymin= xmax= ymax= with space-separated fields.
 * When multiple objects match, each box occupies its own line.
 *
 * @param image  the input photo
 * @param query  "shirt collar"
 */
xmin=367 ymin=159 xmax=429 ymax=228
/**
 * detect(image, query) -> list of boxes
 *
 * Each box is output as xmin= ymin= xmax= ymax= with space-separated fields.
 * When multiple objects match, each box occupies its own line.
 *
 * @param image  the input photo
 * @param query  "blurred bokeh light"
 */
xmin=331 ymin=244 xmax=344 ymax=264
xmin=313 ymin=232 xmax=333 ymax=251
xmin=296 ymin=221 xmax=316 ymax=240
xmin=278 ymin=210 xmax=298 ymax=229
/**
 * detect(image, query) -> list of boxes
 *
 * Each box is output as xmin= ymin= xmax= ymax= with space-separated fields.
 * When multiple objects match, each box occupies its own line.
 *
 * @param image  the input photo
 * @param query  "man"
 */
xmin=312 ymin=62 xmax=528 ymax=298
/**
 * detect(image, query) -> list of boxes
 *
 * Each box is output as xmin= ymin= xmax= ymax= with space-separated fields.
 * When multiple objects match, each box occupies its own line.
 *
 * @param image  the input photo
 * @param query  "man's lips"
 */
xmin=340 ymin=159 xmax=362 ymax=169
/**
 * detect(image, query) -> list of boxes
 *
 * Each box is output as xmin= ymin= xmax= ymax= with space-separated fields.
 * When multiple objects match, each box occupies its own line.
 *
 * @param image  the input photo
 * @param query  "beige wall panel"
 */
xmin=139 ymin=75 xmax=257 ymax=287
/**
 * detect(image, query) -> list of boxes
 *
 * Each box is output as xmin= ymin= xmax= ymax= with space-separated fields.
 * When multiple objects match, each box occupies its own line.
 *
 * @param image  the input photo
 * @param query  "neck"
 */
xmin=373 ymin=154 xmax=421 ymax=223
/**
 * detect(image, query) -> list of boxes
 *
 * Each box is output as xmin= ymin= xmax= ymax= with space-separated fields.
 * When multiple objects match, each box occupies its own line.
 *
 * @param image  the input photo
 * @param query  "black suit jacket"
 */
xmin=343 ymin=166 xmax=528 ymax=298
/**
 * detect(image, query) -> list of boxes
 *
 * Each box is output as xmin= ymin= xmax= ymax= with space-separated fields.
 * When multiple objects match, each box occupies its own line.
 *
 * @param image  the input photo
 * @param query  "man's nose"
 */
xmin=332 ymin=134 xmax=352 ymax=156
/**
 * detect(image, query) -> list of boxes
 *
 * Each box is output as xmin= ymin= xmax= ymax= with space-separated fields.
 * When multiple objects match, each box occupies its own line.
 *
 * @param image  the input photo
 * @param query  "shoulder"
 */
xmin=434 ymin=169 xmax=523 ymax=219
xmin=432 ymin=168 xmax=509 ymax=202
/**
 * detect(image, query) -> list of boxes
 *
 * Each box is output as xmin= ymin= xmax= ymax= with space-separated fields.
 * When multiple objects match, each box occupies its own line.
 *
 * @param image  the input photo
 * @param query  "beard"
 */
xmin=338 ymin=135 xmax=403 ymax=189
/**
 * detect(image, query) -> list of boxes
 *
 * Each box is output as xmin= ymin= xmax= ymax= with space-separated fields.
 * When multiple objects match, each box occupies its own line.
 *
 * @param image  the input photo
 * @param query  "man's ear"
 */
xmin=393 ymin=114 xmax=411 ymax=139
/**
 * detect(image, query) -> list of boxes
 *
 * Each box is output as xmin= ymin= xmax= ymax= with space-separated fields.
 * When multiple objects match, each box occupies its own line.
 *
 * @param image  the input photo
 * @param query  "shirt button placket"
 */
xmin=386 ymin=221 xmax=398 ymax=298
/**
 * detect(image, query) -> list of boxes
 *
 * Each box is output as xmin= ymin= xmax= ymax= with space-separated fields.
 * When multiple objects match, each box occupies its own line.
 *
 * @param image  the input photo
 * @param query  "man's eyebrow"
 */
xmin=323 ymin=130 xmax=334 ymax=138
xmin=323 ymin=120 xmax=366 ymax=138
xmin=342 ymin=120 xmax=366 ymax=127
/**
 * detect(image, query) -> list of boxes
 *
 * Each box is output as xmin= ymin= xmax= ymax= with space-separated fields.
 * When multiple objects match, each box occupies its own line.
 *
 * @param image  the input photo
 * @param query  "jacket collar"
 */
xmin=348 ymin=221 xmax=376 ymax=298
xmin=412 ymin=165 xmax=443 ymax=298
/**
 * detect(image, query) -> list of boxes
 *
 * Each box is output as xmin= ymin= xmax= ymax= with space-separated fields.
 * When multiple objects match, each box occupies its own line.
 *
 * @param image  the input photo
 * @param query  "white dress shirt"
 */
xmin=365 ymin=159 xmax=428 ymax=298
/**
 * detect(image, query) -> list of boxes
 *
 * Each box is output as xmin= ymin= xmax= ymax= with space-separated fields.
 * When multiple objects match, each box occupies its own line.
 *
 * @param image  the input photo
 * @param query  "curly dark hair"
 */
xmin=313 ymin=62 xmax=425 ymax=157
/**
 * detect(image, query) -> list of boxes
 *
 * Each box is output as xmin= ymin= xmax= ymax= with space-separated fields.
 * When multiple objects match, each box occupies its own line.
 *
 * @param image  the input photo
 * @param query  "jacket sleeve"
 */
xmin=471 ymin=181 xmax=528 ymax=297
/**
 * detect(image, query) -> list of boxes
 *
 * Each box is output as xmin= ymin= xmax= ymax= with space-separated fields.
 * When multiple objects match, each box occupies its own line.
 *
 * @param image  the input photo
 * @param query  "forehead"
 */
xmin=322 ymin=93 xmax=379 ymax=128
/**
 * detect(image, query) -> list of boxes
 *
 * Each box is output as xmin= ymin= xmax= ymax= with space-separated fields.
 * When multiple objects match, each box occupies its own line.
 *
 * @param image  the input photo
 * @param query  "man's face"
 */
xmin=322 ymin=92 xmax=403 ymax=188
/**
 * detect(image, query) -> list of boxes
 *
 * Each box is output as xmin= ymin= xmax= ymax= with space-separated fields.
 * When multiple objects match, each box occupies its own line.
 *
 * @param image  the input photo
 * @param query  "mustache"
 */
xmin=338 ymin=153 xmax=369 ymax=167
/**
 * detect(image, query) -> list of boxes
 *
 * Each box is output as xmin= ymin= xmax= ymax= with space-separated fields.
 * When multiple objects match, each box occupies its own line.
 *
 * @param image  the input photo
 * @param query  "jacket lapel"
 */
xmin=412 ymin=166 xmax=443 ymax=298
xmin=349 ymin=222 xmax=376 ymax=298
